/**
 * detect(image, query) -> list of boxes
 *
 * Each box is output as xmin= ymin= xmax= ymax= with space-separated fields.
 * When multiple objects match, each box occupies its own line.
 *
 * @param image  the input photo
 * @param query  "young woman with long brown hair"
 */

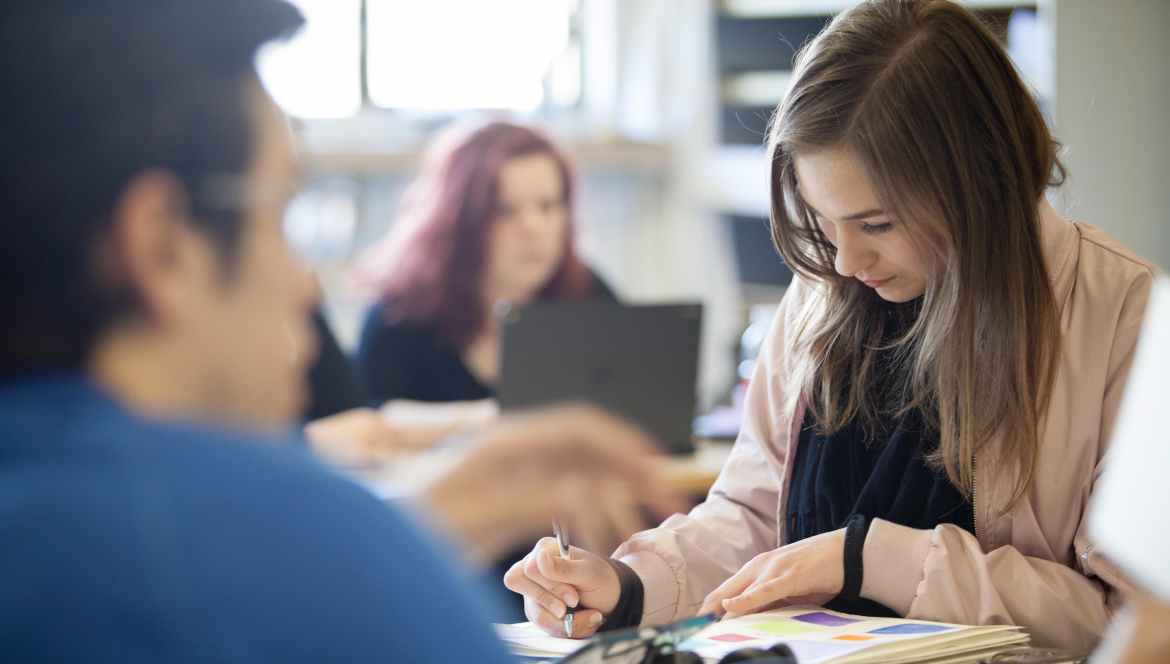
xmin=353 ymin=121 xmax=613 ymax=405
xmin=506 ymin=0 xmax=1158 ymax=651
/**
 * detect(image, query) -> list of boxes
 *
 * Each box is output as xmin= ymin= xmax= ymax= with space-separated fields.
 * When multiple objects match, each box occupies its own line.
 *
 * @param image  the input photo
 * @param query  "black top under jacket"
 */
xmin=785 ymin=298 xmax=975 ymax=617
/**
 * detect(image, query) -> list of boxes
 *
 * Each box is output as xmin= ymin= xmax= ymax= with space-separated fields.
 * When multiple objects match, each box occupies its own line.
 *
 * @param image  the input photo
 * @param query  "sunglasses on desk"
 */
xmin=978 ymin=649 xmax=1087 ymax=664
xmin=557 ymin=615 xmax=797 ymax=664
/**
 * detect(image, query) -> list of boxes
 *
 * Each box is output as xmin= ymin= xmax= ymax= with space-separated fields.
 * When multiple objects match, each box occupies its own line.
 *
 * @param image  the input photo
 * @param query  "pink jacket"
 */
xmin=614 ymin=202 xmax=1158 ymax=652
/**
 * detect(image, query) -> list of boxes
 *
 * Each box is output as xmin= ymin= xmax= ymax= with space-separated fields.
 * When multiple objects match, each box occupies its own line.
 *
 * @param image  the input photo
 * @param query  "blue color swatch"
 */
xmin=868 ymin=623 xmax=952 ymax=635
xmin=793 ymin=612 xmax=862 ymax=627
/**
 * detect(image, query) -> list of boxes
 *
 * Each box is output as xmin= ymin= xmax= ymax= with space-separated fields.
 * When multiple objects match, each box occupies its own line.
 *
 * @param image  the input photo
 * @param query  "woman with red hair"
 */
xmin=353 ymin=122 xmax=614 ymax=405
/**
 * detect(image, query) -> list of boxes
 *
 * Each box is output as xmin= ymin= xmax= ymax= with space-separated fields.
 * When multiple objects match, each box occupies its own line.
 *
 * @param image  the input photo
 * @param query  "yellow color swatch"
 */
xmin=752 ymin=621 xmax=819 ymax=636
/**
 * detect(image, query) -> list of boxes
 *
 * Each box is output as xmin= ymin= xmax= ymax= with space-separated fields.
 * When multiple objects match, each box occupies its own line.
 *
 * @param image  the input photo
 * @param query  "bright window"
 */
xmin=255 ymin=0 xmax=363 ymax=119
xmin=367 ymin=0 xmax=573 ymax=111
xmin=257 ymin=0 xmax=579 ymax=118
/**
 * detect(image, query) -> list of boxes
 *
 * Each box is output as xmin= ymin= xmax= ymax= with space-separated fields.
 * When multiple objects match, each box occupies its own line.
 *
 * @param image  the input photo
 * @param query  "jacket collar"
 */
xmin=1038 ymin=197 xmax=1077 ymax=307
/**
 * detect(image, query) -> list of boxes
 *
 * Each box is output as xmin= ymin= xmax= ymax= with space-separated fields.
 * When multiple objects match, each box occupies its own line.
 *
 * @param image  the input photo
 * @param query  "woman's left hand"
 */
xmin=698 ymin=528 xmax=847 ymax=619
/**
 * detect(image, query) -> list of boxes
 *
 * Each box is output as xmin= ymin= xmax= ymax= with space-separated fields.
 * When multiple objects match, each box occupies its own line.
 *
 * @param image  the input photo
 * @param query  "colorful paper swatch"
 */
xmin=793 ymin=612 xmax=863 ymax=627
xmin=708 ymin=633 xmax=759 ymax=643
xmin=833 ymin=635 xmax=876 ymax=641
xmin=868 ymin=623 xmax=951 ymax=635
xmin=753 ymin=620 xmax=820 ymax=636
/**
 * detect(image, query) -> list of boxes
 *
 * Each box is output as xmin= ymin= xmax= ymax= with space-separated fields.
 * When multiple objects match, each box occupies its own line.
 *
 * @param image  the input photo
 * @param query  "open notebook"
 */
xmin=495 ymin=606 xmax=1026 ymax=663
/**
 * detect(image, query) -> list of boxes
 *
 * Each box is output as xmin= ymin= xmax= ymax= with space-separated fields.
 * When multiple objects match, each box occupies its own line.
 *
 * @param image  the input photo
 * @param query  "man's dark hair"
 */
xmin=0 ymin=0 xmax=303 ymax=377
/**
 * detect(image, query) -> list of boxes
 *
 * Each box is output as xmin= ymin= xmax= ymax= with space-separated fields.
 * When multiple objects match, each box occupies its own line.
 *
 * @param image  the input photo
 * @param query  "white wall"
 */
xmin=1050 ymin=0 xmax=1170 ymax=269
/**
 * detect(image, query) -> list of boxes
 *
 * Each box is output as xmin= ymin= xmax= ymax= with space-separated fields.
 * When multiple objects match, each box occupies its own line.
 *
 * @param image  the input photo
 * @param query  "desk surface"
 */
xmin=659 ymin=439 xmax=734 ymax=496
xmin=348 ymin=439 xmax=736 ymax=502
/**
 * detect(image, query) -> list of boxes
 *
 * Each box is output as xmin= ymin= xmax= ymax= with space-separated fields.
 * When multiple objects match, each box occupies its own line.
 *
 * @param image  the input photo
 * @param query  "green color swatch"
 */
xmin=752 ymin=621 xmax=819 ymax=636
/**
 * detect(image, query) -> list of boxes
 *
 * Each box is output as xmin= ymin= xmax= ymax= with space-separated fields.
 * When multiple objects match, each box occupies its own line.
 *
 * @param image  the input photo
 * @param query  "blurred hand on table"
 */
xmin=305 ymin=399 xmax=500 ymax=467
xmin=304 ymin=408 xmax=400 ymax=467
xmin=422 ymin=404 xmax=686 ymax=564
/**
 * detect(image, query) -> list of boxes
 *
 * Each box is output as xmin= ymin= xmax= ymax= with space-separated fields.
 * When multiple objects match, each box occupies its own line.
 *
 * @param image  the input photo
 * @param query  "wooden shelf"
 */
xmin=302 ymin=141 xmax=671 ymax=176
xmin=698 ymin=146 xmax=772 ymax=216
xmin=722 ymin=70 xmax=793 ymax=106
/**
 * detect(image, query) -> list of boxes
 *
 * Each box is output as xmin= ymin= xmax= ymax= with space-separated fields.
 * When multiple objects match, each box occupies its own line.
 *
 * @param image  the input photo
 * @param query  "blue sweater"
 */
xmin=0 ymin=375 xmax=514 ymax=663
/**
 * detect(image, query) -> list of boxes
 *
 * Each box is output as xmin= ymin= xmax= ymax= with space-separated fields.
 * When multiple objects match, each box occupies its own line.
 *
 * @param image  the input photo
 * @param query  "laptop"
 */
xmin=497 ymin=302 xmax=702 ymax=455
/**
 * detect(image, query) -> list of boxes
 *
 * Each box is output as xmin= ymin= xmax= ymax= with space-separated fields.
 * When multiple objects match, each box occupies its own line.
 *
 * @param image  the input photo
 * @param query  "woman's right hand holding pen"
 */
xmin=504 ymin=540 xmax=622 ymax=639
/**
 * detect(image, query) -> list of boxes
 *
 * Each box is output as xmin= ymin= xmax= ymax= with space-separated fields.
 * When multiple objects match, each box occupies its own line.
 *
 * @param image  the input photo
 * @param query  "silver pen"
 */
xmin=552 ymin=520 xmax=574 ymax=637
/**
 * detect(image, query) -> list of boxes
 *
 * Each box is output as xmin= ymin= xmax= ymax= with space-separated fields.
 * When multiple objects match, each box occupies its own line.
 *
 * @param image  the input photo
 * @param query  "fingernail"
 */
xmin=589 ymin=613 xmax=602 ymax=626
xmin=564 ymin=594 xmax=578 ymax=608
xmin=722 ymin=599 xmax=732 ymax=607
xmin=553 ymin=603 xmax=565 ymax=619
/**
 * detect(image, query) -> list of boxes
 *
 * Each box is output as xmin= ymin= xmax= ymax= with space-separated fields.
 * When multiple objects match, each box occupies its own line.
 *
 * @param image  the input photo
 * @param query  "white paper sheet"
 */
xmin=1089 ymin=276 xmax=1170 ymax=601
xmin=493 ymin=622 xmax=591 ymax=658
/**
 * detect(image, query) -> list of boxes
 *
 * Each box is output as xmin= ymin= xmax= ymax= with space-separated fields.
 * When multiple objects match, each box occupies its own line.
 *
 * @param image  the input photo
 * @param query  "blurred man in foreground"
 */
xmin=0 ymin=1 xmax=679 ymax=660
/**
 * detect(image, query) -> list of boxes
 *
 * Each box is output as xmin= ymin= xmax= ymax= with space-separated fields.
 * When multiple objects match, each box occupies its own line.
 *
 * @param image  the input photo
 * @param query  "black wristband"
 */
xmin=600 ymin=558 xmax=645 ymax=632
xmin=840 ymin=514 xmax=871 ymax=601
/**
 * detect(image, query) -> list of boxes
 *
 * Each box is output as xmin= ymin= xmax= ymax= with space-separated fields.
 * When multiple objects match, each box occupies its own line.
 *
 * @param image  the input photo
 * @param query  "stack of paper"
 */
xmin=492 ymin=622 xmax=591 ymax=660
xmin=495 ymin=606 xmax=1027 ymax=663
xmin=679 ymin=607 xmax=1026 ymax=664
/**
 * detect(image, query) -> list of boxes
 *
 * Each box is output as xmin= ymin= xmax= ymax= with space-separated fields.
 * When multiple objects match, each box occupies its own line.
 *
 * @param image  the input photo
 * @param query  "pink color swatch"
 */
xmin=708 ymin=633 xmax=758 ymax=643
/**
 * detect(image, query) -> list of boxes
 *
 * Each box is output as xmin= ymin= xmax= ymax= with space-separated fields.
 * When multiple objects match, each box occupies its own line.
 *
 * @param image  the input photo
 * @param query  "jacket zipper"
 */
xmin=972 ymin=453 xmax=980 ymax=544
xmin=972 ymin=356 xmax=981 ymax=546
